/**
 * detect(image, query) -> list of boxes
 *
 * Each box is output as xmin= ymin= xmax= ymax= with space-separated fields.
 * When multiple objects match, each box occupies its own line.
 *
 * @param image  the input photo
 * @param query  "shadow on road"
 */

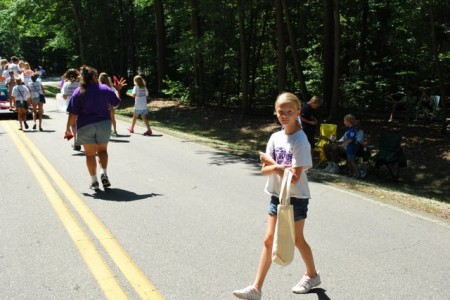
xmin=83 ymin=188 xmax=162 ymax=202
xmin=309 ymin=288 xmax=331 ymax=300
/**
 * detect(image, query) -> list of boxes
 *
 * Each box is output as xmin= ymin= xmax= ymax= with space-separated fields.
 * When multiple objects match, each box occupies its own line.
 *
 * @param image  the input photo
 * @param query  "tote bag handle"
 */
xmin=279 ymin=169 xmax=293 ymax=205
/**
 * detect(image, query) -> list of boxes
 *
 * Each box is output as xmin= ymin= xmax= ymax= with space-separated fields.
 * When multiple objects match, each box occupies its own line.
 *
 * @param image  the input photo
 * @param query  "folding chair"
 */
xmin=372 ymin=131 xmax=407 ymax=180
xmin=314 ymin=123 xmax=337 ymax=167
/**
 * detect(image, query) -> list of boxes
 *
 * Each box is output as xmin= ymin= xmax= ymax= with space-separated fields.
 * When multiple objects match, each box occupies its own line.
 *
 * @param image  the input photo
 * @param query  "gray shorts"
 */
xmin=269 ymin=196 xmax=309 ymax=221
xmin=76 ymin=120 xmax=111 ymax=145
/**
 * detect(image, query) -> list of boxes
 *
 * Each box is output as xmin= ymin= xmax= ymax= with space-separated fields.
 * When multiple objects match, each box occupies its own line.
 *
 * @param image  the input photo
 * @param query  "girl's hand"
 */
xmin=113 ymin=77 xmax=127 ymax=91
xmin=259 ymin=152 xmax=276 ymax=166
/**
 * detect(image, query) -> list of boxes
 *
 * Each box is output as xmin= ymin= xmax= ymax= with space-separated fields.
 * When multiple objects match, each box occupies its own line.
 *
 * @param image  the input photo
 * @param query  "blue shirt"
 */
xmin=345 ymin=126 xmax=357 ymax=156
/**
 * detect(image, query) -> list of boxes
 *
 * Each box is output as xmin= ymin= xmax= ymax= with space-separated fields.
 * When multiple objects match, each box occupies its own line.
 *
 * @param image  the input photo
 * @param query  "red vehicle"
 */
xmin=0 ymin=87 xmax=11 ymax=113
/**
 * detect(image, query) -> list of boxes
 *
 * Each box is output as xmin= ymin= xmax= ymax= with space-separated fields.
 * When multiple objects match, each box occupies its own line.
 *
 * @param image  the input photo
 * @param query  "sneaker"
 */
xmin=24 ymin=121 xmax=29 ymax=129
xmin=111 ymin=131 xmax=118 ymax=137
xmin=292 ymin=273 xmax=321 ymax=294
xmin=324 ymin=162 xmax=333 ymax=172
xmin=233 ymin=285 xmax=261 ymax=300
xmin=32 ymin=124 xmax=37 ymax=130
xmin=101 ymin=174 xmax=111 ymax=188
xmin=143 ymin=130 xmax=152 ymax=136
xmin=127 ymin=128 xmax=134 ymax=133
xmin=73 ymin=144 xmax=81 ymax=151
xmin=89 ymin=181 xmax=100 ymax=190
xmin=39 ymin=127 xmax=43 ymax=132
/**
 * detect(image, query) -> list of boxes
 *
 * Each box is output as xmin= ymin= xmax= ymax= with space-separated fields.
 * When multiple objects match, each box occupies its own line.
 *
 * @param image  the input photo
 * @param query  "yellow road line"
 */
xmin=7 ymin=121 xmax=164 ymax=300
xmin=3 ymin=121 xmax=129 ymax=300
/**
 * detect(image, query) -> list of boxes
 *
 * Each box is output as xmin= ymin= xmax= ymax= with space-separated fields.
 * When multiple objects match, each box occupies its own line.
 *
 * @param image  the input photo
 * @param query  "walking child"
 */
xmin=11 ymin=77 xmax=31 ymax=130
xmin=61 ymin=68 xmax=81 ymax=150
xmin=29 ymin=74 xmax=46 ymax=131
xmin=233 ymin=92 xmax=320 ymax=299
xmin=98 ymin=72 xmax=119 ymax=136
xmin=126 ymin=75 xmax=152 ymax=136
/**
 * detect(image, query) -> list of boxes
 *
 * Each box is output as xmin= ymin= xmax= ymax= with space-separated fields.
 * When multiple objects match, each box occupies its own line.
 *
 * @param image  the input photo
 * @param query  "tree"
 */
xmin=155 ymin=0 xmax=167 ymax=93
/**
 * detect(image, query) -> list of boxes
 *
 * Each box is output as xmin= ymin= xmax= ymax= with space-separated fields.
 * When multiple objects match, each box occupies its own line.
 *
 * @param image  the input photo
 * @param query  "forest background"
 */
xmin=0 ymin=0 xmax=449 ymax=211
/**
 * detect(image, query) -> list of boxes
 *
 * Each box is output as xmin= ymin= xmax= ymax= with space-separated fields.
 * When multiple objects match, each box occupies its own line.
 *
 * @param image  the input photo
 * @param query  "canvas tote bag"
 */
xmin=272 ymin=168 xmax=295 ymax=266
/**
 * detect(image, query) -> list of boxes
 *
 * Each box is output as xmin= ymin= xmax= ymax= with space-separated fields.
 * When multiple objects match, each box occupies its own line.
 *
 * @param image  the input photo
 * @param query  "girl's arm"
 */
xmin=66 ymin=113 xmax=77 ymax=133
xmin=291 ymin=166 xmax=303 ymax=184
xmin=261 ymin=163 xmax=289 ymax=177
xmin=41 ymin=84 xmax=45 ymax=95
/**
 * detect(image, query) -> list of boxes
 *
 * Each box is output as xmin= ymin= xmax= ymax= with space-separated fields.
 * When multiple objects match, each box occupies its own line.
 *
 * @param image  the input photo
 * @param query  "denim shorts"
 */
xmin=15 ymin=100 xmax=28 ymax=109
xmin=269 ymin=196 xmax=309 ymax=221
xmin=76 ymin=120 xmax=111 ymax=145
xmin=135 ymin=108 xmax=148 ymax=115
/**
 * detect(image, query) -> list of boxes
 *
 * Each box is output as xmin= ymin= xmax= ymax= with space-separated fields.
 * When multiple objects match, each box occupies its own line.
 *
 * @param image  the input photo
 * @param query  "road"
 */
xmin=1 ymin=95 xmax=450 ymax=299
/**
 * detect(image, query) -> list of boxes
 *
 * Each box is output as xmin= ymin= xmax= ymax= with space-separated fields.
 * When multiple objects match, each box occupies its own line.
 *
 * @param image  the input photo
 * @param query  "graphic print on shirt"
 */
xmin=274 ymin=147 xmax=293 ymax=165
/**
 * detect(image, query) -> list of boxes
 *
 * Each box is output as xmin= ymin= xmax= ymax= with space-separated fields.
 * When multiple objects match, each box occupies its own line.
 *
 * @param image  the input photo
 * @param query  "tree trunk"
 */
xmin=71 ymin=0 xmax=85 ymax=65
xmin=281 ymin=0 xmax=309 ymax=101
xmin=359 ymin=0 xmax=368 ymax=74
xmin=238 ymin=0 xmax=250 ymax=115
xmin=322 ymin=0 xmax=334 ymax=115
xmin=429 ymin=2 xmax=448 ymax=133
xmin=155 ymin=0 xmax=167 ymax=93
xmin=276 ymin=0 xmax=286 ymax=94
xmin=190 ymin=0 xmax=205 ymax=106
xmin=329 ymin=0 xmax=340 ymax=120
xmin=128 ymin=0 xmax=137 ymax=76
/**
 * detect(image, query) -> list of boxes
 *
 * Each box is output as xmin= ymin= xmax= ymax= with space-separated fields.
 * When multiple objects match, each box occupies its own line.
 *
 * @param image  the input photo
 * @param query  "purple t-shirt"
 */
xmin=67 ymin=83 xmax=121 ymax=129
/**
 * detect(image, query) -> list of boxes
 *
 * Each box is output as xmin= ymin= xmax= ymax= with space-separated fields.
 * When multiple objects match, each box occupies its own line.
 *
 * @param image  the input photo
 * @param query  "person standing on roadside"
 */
xmin=300 ymin=96 xmax=321 ymax=151
xmin=65 ymin=65 xmax=126 ymax=190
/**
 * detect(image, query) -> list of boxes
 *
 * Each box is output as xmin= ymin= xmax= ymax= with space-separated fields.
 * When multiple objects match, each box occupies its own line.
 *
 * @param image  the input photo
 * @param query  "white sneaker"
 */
xmin=292 ymin=273 xmax=321 ymax=294
xmin=233 ymin=285 xmax=262 ymax=299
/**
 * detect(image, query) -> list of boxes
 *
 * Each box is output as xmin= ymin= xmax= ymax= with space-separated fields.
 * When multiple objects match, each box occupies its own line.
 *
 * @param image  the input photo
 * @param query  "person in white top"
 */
xmin=29 ymin=74 xmax=46 ymax=131
xmin=61 ymin=68 xmax=81 ymax=150
xmin=233 ymin=92 xmax=320 ymax=300
xmin=126 ymin=75 xmax=152 ymax=135
xmin=20 ymin=62 xmax=34 ymax=87
xmin=11 ymin=77 xmax=31 ymax=130
xmin=8 ymin=56 xmax=20 ymax=77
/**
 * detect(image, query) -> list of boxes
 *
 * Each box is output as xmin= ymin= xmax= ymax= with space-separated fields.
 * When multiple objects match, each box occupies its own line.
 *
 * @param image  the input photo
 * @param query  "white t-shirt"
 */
xmin=264 ymin=129 xmax=312 ymax=199
xmin=132 ymin=86 xmax=149 ymax=110
xmin=62 ymin=81 xmax=80 ymax=98
xmin=29 ymin=81 xmax=43 ymax=98
xmin=8 ymin=63 xmax=20 ymax=77
xmin=12 ymin=85 xmax=30 ymax=102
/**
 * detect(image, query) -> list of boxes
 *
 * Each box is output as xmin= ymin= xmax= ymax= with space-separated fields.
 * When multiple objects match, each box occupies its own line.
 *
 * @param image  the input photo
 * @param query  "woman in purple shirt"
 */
xmin=65 ymin=65 xmax=126 ymax=190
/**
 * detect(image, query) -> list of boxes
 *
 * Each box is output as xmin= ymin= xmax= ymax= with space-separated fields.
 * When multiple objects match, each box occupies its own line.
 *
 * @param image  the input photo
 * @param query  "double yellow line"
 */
xmin=3 ymin=121 xmax=163 ymax=300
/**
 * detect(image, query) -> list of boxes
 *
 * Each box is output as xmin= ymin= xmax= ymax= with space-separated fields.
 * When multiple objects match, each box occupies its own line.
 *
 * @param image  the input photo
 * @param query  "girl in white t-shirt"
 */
xmin=61 ymin=69 xmax=81 ymax=150
xmin=233 ymin=92 xmax=320 ymax=299
xmin=126 ymin=75 xmax=152 ymax=135
xmin=11 ymin=77 xmax=31 ymax=130
xmin=29 ymin=74 xmax=46 ymax=131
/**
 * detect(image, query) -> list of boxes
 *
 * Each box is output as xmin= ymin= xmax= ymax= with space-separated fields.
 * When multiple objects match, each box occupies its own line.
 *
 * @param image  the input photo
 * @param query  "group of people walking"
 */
xmin=0 ymin=56 xmax=46 ymax=131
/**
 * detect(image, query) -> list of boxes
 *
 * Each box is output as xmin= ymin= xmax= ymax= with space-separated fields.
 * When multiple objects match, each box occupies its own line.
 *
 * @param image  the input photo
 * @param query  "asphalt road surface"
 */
xmin=1 ymin=95 xmax=449 ymax=299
